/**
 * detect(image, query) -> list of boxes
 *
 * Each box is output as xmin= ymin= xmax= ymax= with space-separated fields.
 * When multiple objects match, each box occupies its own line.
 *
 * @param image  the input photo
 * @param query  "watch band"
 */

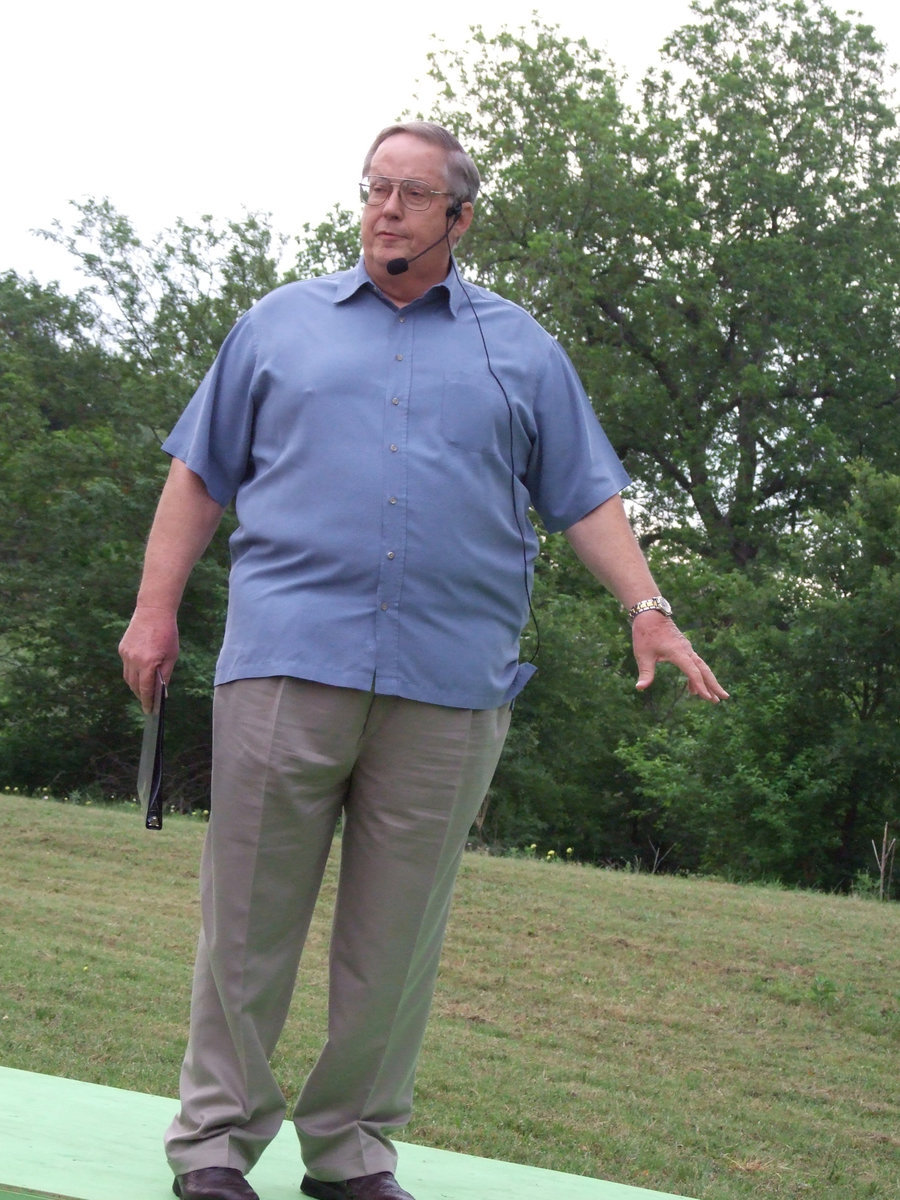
xmin=627 ymin=596 xmax=673 ymax=624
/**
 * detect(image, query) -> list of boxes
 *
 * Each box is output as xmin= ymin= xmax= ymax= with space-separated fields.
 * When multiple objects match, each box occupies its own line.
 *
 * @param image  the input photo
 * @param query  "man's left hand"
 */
xmin=632 ymin=611 xmax=729 ymax=703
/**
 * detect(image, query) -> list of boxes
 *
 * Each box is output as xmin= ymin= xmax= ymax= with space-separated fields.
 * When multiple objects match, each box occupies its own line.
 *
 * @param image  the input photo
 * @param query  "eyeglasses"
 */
xmin=359 ymin=176 xmax=454 ymax=211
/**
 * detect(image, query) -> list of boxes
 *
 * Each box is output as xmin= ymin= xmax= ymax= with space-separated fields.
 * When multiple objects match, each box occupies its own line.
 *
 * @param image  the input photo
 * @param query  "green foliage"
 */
xmin=2 ymin=1 xmax=899 ymax=892
xmin=0 ymin=272 xmax=141 ymax=787
xmin=0 ymin=209 xmax=288 ymax=796
xmin=292 ymin=205 xmax=361 ymax=279
xmin=483 ymin=561 xmax=640 ymax=861
xmin=431 ymin=1 xmax=900 ymax=567
xmin=421 ymin=1 xmax=900 ymax=887
xmin=618 ymin=475 xmax=900 ymax=890
xmin=42 ymin=199 xmax=293 ymax=435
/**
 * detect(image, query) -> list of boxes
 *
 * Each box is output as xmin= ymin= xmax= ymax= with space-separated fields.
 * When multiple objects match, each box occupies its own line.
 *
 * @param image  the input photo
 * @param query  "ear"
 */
xmin=449 ymin=201 xmax=474 ymax=247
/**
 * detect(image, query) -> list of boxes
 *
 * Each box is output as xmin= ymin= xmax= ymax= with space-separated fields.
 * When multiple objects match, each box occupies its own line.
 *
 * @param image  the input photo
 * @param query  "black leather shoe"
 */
xmin=173 ymin=1167 xmax=260 ymax=1200
xmin=300 ymin=1171 xmax=415 ymax=1200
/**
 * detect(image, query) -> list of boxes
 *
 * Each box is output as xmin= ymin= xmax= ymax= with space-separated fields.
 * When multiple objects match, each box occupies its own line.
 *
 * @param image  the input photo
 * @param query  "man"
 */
xmin=119 ymin=121 xmax=727 ymax=1200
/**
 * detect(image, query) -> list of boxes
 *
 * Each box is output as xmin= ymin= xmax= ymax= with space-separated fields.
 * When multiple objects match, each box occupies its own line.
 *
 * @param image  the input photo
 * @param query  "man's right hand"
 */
xmin=119 ymin=606 xmax=180 ymax=713
xmin=117 ymin=458 xmax=226 ymax=712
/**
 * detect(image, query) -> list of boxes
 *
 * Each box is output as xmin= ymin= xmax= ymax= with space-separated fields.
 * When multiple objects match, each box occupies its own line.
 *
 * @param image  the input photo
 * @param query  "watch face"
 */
xmin=629 ymin=596 xmax=672 ymax=622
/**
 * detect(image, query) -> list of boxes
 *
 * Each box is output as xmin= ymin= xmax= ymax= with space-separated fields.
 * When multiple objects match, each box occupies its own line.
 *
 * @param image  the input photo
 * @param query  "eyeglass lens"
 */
xmin=360 ymin=177 xmax=435 ymax=210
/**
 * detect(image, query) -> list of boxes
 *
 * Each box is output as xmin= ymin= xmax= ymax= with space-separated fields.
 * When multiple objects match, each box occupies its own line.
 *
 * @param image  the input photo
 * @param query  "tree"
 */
xmin=416 ymin=3 xmax=900 ymax=882
xmin=5 ymin=4 xmax=899 ymax=892
xmin=0 ymin=271 xmax=146 ymax=790
xmin=430 ymin=0 xmax=900 ymax=567
xmin=619 ymin=467 xmax=900 ymax=891
xmin=42 ymin=199 xmax=293 ymax=432
xmin=0 ymin=205 xmax=296 ymax=798
xmin=482 ymin=554 xmax=648 ymax=862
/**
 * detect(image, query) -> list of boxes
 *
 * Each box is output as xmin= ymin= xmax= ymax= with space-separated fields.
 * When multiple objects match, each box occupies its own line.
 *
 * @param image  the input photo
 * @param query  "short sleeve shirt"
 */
xmin=163 ymin=260 xmax=631 ymax=709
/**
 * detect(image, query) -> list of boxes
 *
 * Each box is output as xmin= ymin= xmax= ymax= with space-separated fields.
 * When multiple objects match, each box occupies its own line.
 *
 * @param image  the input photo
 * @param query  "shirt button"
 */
xmin=380 ymin=602 xmax=389 ymax=611
xmin=391 ymin=397 xmax=400 ymax=405
xmin=386 ymin=551 xmax=395 ymax=560
xmin=388 ymin=496 xmax=398 ymax=505
xmin=389 ymin=444 xmax=398 ymax=452
xmin=395 ymin=354 xmax=403 ymax=361
xmin=399 ymin=317 xmax=406 ymax=324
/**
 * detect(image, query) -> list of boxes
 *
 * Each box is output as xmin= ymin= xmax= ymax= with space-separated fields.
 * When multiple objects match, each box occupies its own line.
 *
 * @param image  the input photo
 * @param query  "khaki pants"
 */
xmin=164 ymin=677 xmax=511 ymax=1182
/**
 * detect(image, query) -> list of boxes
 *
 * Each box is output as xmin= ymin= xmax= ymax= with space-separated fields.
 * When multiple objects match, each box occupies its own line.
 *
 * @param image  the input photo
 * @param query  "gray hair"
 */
xmin=362 ymin=121 xmax=480 ymax=205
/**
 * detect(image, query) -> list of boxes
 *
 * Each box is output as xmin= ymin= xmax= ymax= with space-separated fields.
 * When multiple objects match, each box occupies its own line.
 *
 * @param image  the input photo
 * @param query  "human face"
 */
xmin=361 ymin=132 xmax=473 ymax=301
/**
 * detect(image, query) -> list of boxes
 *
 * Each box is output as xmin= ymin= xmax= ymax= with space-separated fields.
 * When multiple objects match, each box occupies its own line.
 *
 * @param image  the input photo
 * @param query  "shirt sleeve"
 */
xmin=162 ymin=311 xmax=259 ymax=507
xmin=524 ymin=337 xmax=631 ymax=533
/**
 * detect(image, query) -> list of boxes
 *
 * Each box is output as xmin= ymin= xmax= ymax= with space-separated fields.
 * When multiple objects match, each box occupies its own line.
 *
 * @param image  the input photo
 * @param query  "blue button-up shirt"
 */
xmin=164 ymin=260 xmax=630 ymax=709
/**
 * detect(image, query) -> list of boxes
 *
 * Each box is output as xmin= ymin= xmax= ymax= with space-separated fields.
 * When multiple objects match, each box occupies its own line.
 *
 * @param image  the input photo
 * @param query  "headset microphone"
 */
xmin=385 ymin=205 xmax=462 ymax=276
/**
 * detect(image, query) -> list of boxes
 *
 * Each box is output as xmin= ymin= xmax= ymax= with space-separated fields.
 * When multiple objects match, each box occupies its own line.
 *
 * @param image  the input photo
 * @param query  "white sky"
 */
xmin=4 ymin=0 xmax=898 ymax=291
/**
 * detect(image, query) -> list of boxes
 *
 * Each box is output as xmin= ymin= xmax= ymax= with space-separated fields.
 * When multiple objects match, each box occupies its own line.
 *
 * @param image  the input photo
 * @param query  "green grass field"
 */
xmin=1 ymin=793 xmax=898 ymax=1199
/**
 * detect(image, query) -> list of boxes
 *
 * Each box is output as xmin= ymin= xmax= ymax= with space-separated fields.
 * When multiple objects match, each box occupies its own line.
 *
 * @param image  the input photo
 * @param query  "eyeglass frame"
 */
xmin=359 ymin=175 xmax=457 ymax=211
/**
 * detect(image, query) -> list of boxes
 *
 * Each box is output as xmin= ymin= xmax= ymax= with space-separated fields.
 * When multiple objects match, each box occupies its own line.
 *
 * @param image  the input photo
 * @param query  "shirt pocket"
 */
xmin=440 ymin=371 xmax=508 ymax=457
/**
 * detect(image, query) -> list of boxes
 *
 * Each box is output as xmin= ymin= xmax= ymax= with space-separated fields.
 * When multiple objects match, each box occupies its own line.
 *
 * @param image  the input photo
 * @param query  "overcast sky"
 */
xmin=4 ymin=0 xmax=898 ymax=290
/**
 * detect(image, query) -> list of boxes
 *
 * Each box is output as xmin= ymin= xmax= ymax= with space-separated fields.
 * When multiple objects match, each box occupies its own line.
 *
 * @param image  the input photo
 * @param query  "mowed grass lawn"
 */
xmin=1 ymin=792 xmax=898 ymax=1200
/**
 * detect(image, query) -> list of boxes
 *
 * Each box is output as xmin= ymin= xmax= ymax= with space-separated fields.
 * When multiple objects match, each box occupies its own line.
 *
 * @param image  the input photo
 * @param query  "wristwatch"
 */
xmin=627 ymin=595 xmax=673 ymax=624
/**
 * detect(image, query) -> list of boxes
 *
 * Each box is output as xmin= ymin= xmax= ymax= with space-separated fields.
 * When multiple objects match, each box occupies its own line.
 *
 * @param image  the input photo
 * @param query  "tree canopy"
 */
xmin=1 ymin=0 xmax=897 ymax=893
xmin=431 ymin=0 xmax=900 ymax=567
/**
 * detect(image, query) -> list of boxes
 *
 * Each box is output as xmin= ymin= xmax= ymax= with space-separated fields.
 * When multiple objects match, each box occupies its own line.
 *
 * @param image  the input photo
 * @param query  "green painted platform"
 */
xmin=0 ymin=1066 xmax=688 ymax=1200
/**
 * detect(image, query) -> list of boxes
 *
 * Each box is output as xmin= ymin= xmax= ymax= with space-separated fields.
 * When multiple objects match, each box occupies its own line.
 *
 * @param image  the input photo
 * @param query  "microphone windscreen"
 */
xmin=386 ymin=258 xmax=409 ymax=276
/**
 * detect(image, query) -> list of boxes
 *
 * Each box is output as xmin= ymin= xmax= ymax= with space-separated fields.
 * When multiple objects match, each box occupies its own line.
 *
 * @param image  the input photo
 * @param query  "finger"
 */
xmin=686 ymin=657 xmax=729 ymax=703
xmin=138 ymin=671 xmax=158 ymax=714
xmin=121 ymin=660 xmax=142 ymax=705
xmin=634 ymin=649 xmax=657 ymax=692
xmin=120 ymin=654 xmax=148 ymax=709
xmin=700 ymin=665 xmax=729 ymax=702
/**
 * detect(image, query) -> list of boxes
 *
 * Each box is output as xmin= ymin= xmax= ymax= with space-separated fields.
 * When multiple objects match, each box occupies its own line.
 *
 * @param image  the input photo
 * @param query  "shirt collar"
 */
xmin=333 ymin=257 xmax=468 ymax=318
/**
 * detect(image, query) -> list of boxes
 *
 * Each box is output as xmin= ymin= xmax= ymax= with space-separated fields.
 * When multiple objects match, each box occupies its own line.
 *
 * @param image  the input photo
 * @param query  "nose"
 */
xmin=381 ymin=183 xmax=405 ymax=217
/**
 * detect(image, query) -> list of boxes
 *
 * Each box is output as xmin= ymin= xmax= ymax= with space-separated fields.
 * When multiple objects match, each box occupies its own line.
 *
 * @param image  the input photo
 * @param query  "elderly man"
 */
xmin=119 ymin=120 xmax=726 ymax=1200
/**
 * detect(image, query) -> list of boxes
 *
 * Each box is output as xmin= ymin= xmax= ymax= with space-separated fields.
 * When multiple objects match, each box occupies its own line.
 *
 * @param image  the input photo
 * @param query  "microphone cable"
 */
xmin=379 ymin=204 xmax=541 ymax=665
xmin=450 ymin=254 xmax=542 ymax=666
